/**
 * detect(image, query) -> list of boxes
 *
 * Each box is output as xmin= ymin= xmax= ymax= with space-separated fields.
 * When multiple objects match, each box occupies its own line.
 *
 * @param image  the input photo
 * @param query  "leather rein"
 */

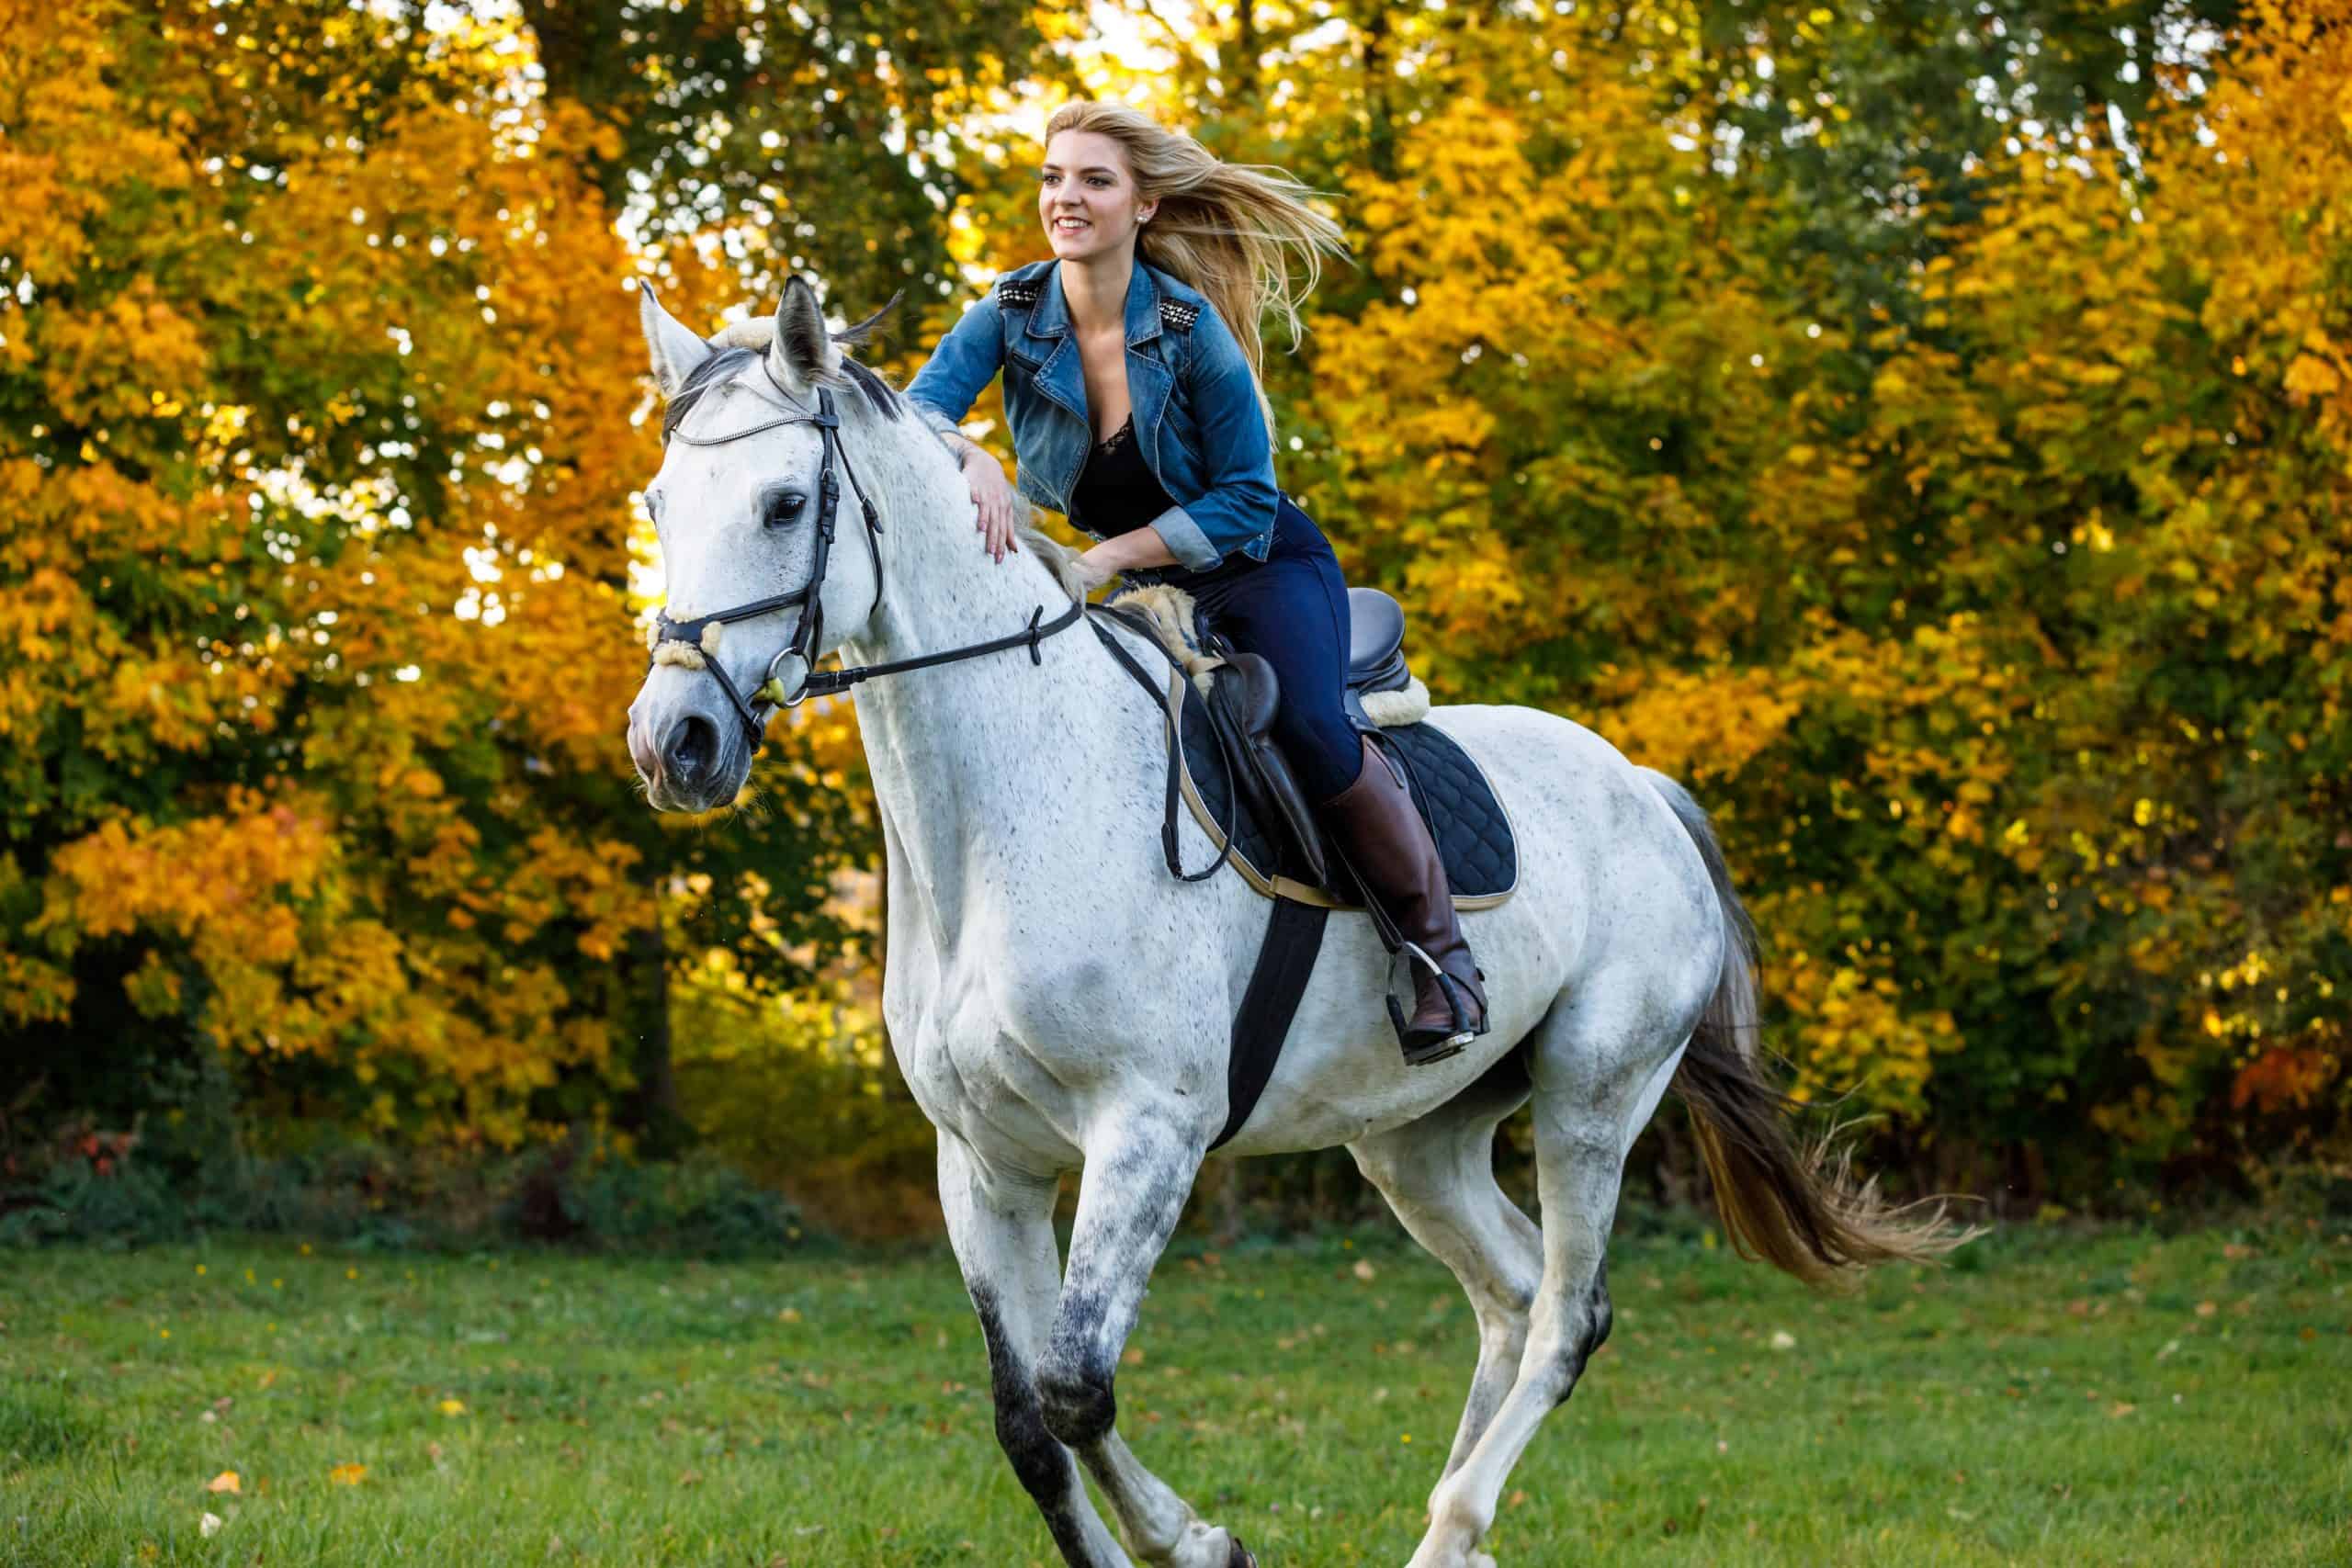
xmin=648 ymin=373 xmax=1084 ymax=748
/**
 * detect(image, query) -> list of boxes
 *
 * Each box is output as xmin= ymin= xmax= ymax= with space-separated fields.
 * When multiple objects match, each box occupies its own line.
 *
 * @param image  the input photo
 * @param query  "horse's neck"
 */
xmin=842 ymin=487 xmax=1140 ymax=949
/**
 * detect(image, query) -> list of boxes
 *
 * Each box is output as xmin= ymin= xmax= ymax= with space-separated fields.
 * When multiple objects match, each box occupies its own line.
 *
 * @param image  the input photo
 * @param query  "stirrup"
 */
xmin=1385 ymin=943 xmax=1487 ymax=1066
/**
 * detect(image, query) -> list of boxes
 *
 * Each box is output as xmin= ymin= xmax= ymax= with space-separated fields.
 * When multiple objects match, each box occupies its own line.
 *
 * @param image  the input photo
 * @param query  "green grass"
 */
xmin=2 ymin=1220 xmax=2346 ymax=1566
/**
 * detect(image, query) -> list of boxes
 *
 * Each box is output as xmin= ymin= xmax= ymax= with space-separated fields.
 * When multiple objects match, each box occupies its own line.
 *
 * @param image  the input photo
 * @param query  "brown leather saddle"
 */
xmin=1192 ymin=585 xmax=1416 ymax=887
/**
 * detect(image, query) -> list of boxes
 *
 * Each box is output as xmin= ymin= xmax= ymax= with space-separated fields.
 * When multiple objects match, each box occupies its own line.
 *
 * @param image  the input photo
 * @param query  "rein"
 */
xmin=1089 ymin=604 xmax=1240 ymax=886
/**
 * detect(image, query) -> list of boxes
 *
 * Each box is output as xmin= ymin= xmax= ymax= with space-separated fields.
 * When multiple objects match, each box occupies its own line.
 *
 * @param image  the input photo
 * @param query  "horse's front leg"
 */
xmin=938 ymin=1131 xmax=1133 ymax=1568
xmin=1039 ymin=1112 xmax=1255 ymax=1568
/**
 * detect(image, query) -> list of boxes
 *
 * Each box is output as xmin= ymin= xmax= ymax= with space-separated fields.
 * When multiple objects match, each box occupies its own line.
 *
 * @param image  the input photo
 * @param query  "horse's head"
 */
xmin=626 ymin=276 xmax=895 ymax=812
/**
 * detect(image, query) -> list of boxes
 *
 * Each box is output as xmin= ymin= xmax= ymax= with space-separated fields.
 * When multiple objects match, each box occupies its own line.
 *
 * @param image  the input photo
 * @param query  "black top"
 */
xmin=1070 ymin=414 xmax=1177 ymax=541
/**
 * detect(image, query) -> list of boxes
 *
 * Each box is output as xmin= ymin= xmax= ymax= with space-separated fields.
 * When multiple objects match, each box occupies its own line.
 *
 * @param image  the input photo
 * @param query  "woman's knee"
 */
xmin=1274 ymin=706 xmax=1363 ymax=801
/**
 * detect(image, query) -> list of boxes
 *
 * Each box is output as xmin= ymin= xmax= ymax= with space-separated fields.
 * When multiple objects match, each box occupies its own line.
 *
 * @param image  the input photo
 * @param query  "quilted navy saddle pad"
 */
xmin=1166 ymin=673 xmax=1519 ymax=910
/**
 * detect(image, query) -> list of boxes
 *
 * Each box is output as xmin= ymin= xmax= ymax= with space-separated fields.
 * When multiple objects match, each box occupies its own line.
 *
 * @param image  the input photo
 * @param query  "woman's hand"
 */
xmin=956 ymin=438 xmax=1023 ymax=563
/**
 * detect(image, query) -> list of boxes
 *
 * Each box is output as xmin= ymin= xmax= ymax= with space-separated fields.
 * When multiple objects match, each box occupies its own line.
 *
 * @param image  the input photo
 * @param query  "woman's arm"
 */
xmin=1143 ymin=307 xmax=1280 ymax=572
xmin=906 ymin=291 xmax=1024 ymax=561
xmin=1074 ymin=523 xmax=1179 ymax=592
xmin=904 ymin=290 xmax=1008 ymax=438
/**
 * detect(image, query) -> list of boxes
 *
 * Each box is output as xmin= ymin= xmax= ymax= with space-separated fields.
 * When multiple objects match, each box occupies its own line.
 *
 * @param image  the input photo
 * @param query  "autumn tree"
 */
xmin=0 ymin=0 xmax=858 ymax=1146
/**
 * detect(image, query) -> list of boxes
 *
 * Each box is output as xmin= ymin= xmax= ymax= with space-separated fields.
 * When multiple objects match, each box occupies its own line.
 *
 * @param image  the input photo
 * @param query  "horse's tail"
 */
xmin=1638 ymin=769 xmax=1975 ymax=1286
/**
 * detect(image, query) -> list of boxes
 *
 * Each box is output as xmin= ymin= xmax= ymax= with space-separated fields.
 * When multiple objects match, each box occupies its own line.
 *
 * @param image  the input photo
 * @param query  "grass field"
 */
xmin=3 ymin=1217 xmax=2347 ymax=1566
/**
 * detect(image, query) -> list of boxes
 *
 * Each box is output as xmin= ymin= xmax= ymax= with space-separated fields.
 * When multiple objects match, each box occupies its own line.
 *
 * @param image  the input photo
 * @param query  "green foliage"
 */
xmin=0 ymin=1106 xmax=810 ymax=1259
xmin=669 ymin=971 xmax=938 ymax=1237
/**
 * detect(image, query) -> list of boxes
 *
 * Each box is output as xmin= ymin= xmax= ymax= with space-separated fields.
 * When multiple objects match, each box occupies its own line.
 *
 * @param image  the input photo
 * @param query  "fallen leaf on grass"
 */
xmin=439 ymin=1398 xmax=468 ymax=1417
xmin=328 ymin=1463 xmax=367 ymax=1485
xmin=204 ymin=1472 xmax=241 ymax=1495
xmin=1770 ymin=1330 xmax=1797 ymax=1351
xmin=1352 ymin=1259 xmax=1377 ymax=1282
xmin=198 ymin=1513 xmax=223 ymax=1539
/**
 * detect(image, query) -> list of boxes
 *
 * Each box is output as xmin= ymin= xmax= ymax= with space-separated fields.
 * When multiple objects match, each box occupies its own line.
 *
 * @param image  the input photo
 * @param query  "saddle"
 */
xmin=1105 ymin=584 xmax=1519 ymax=909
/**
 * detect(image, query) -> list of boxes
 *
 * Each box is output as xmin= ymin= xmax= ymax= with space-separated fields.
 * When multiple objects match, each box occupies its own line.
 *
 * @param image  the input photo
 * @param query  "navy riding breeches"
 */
xmin=1158 ymin=494 xmax=1364 ymax=803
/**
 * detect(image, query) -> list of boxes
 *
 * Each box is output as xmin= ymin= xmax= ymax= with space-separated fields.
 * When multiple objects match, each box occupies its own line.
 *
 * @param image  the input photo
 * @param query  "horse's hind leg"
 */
xmin=1039 ymin=1112 xmax=1252 ymax=1568
xmin=1347 ymin=1056 xmax=1543 ymax=1483
xmin=1405 ymin=987 xmax=1699 ymax=1568
xmin=938 ymin=1133 xmax=1132 ymax=1568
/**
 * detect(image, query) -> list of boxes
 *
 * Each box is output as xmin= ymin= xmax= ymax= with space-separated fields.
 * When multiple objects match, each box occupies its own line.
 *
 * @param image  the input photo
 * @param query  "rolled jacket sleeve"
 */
xmin=903 ymin=291 xmax=1006 ymax=437
xmin=1157 ymin=307 xmax=1280 ymax=571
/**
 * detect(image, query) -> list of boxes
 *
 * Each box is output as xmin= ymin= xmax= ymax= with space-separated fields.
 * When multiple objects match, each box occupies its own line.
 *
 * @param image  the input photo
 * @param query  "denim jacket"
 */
xmin=903 ymin=254 xmax=1279 ymax=571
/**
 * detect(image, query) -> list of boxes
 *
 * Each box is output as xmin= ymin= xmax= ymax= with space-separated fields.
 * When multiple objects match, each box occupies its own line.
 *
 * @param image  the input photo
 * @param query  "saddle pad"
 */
xmin=1166 ymin=671 xmax=1518 ymax=910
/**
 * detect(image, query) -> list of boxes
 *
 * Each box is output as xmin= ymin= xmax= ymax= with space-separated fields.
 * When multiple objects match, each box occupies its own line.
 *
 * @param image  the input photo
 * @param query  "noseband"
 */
xmin=648 ymin=372 xmax=1085 ymax=750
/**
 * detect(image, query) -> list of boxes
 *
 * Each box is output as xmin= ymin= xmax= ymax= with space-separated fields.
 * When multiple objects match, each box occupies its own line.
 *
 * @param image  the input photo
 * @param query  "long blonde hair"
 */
xmin=1044 ymin=101 xmax=1349 ymax=441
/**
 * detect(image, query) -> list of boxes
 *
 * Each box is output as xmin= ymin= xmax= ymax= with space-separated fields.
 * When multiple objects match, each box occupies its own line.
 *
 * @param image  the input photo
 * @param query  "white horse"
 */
xmin=624 ymin=277 xmax=1960 ymax=1568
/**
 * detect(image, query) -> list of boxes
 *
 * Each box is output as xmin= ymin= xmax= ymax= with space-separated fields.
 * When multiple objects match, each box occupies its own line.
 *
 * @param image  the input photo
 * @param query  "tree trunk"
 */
xmin=624 ymin=876 xmax=687 ymax=1156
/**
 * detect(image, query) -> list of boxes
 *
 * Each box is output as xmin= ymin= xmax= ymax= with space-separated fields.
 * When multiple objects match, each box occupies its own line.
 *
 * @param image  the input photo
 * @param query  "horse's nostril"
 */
xmin=668 ymin=714 xmax=718 ymax=783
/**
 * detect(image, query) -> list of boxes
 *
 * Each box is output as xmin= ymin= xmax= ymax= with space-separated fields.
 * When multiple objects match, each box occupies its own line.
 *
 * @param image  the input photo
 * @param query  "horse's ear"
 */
xmin=638 ymin=280 xmax=713 ymax=399
xmin=768 ymin=275 xmax=842 ymax=399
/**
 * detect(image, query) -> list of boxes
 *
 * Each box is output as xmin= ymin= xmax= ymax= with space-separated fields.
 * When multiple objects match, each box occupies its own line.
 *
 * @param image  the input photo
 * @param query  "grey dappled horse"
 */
xmin=624 ymin=278 xmax=1961 ymax=1568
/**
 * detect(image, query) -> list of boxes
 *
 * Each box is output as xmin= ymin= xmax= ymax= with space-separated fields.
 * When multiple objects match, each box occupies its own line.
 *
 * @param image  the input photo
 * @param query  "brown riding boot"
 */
xmin=1318 ymin=734 xmax=1489 ymax=1065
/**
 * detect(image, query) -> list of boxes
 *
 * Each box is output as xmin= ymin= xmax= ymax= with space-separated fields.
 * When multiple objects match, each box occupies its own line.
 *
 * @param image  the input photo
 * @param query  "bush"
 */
xmin=0 ymin=1114 xmax=813 ymax=1258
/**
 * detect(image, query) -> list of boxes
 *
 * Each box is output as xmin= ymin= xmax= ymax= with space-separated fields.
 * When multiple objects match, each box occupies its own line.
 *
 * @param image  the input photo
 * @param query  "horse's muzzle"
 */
xmin=628 ymin=703 xmax=747 ymax=813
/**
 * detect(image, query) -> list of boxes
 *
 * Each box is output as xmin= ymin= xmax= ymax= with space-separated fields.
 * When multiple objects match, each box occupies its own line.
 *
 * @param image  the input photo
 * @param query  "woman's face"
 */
xmin=1038 ymin=129 xmax=1155 ymax=264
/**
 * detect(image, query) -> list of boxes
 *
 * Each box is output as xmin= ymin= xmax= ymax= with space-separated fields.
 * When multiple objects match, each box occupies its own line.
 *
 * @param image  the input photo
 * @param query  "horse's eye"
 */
xmin=763 ymin=492 xmax=806 ymax=529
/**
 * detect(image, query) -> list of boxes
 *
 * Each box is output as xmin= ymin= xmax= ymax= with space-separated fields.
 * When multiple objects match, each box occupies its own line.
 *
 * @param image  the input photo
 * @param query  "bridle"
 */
xmin=643 ymin=353 xmax=1226 ymax=886
xmin=647 ymin=365 xmax=1084 ymax=749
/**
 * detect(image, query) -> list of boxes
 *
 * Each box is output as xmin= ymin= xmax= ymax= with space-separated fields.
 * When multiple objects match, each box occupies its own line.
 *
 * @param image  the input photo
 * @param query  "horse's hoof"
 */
xmin=1227 ymin=1537 xmax=1258 ymax=1568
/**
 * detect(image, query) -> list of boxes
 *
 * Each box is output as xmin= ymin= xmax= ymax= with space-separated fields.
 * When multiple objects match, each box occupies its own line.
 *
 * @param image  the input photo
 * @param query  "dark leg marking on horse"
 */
xmin=1587 ymin=1256 xmax=1615 ymax=1355
xmin=1036 ymin=1300 xmax=1118 ymax=1450
xmin=1550 ymin=1257 xmax=1614 ymax=1410
xmin=1227 ymin=1534 xmax=1258 ymax=1568
xmin=971 ymin=1283 xmax=1098 ymax=1565
xmin=1038 ymin=1137 xmax=1192 ymax=1450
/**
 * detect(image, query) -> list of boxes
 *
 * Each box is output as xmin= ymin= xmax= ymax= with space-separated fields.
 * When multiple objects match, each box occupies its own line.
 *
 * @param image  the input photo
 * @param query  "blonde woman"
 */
xmin=906 ymin=101 xmax=1487 ymax=1063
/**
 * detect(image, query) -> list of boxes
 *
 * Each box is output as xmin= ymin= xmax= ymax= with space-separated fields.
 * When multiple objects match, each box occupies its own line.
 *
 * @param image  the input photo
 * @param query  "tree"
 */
xmin=0 ymin=1 xmax=795 ymax=1144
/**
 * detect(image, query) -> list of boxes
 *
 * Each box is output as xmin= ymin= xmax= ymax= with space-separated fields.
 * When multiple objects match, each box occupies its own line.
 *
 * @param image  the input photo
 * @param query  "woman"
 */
xmin=903 ymin=101 xmax=1487 ymax=1064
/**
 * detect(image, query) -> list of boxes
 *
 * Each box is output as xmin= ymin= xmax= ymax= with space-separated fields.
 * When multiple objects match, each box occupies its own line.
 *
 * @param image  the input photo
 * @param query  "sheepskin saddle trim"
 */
xmin=1112 ymin=582 xmax=1431 ymax=725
